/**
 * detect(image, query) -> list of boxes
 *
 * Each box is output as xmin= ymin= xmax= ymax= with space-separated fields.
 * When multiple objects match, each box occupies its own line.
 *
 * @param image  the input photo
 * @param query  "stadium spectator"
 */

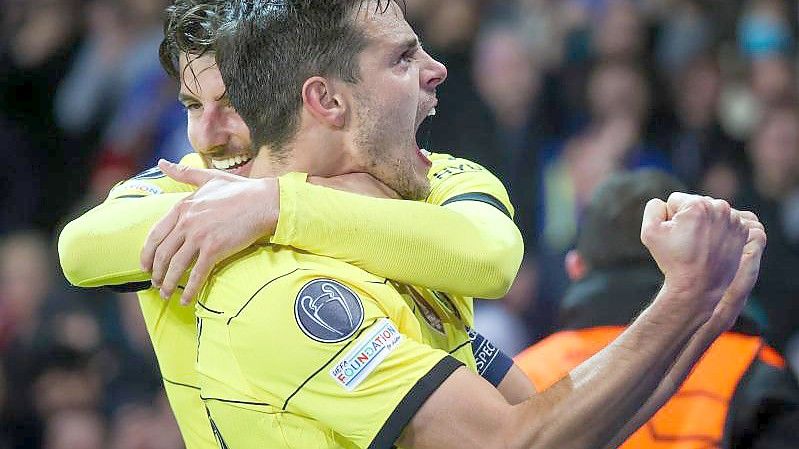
xmin=516 ymin=169 xmax=799 ymax=449
xmin=735 ymin=104 xmax=799 ymax=352
xmin=660 ymin=55 xmax=749 ymax=198
xmin=0 ymin=0 xmax=84 ymax=231
xmin=42 ymin=410 xmax=105 ymax=449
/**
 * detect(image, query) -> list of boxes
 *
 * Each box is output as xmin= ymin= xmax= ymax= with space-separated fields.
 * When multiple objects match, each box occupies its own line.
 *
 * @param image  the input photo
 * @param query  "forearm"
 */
xmin=59 ymin=193 xmax=188 ymax=287
xmin=508 ymin=285 xmax=710 ymax=449
xmin=497 ymin=364 xmax=537 ymax=405
xmin=274 ymin=178 xmax=523 ymax=298
xmin=602 ymin=316 xmax=727 ymax=449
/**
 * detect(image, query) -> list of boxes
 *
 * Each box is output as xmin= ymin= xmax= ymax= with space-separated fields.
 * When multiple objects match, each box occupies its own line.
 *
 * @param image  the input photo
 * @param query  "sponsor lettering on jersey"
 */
xmin=329 ymin=318 xmax=403 ymax=391
xmin=112 ymin=180 xmax=164 ymax=197
xmin=431 ymin=161 xmax=484 ymax=181
xmin=294 ymin=279 xmax=364 ymax=343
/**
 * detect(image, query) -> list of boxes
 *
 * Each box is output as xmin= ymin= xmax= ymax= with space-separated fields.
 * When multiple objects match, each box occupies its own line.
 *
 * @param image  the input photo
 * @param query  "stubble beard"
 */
xmin=353 ymin=95 xmax=431 ymax=201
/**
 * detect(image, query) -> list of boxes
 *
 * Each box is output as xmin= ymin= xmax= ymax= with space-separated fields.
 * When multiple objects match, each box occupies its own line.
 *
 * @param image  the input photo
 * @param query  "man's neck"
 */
xmin=249 ymin=131 xmax=362 ymax=179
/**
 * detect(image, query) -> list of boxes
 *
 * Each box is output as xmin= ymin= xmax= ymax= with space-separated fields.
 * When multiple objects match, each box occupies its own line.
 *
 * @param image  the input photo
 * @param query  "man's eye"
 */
xmin=183 ymin=103 xmax=201 ymax=111
xmin=397 ymin=51 xmax=415 ymax=65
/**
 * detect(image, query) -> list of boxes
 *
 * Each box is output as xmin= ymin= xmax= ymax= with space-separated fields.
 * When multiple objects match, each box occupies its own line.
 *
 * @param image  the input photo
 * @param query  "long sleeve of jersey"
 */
xmin=60 ymin=153 xmax=524 ymax=298
xmin=58 ymin=155 xmax=203 ymax=288
xmin=272 ymin=154 xmax=524 ymax=299
xmin=59 ymin=193 xmax=191 ymax=287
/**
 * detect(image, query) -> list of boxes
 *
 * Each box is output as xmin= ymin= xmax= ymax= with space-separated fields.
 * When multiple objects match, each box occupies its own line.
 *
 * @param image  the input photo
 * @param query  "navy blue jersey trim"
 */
xmin=206 ymin=406 xmax=231 ymax=449
xmin=441 ymin=193 xmax=511 ymax=219
xmin=163 ymin=377 xmax=200 ymax=391
xmin=203 ymin=397 xmax=272 ymax=407
xmin=227 ymin=268 xmax=307 ymax=325
xmin=448 ymin=339 xmax=471 ymax=355
xmin=107 ymin=281 xmax=152 ymax=293
xmin=369 ymin=356 xmax=463 ymax=449
xmin=112 ymin=194 xmax=150 ymax=200
xmin=197 ymin=301 xmax=223 ymax=315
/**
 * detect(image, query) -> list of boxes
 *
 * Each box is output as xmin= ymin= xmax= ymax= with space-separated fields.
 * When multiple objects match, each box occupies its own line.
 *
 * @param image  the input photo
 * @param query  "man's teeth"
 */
xmin=419 ymin=148 xmax=431 ymax=157
xmin=427 ymin=107 xmax=436 ymax=117
xmin=211 ymin=154 xmax=252 ymax=170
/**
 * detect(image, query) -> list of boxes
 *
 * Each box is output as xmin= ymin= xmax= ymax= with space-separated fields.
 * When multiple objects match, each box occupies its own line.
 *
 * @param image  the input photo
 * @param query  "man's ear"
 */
xmin=565 ymin=250 xmax=589 ymax=281
xmin=302 ymin=76 xmax=346 ymax=128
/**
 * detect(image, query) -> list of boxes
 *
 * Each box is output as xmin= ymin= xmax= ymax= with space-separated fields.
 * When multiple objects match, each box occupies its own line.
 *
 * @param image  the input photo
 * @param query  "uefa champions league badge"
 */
xmin=294 ymin=279 xmax=365 ymax=343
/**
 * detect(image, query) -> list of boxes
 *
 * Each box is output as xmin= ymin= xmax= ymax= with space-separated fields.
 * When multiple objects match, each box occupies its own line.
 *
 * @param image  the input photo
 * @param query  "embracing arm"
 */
xmin=58 ymin=193 xmax=190 ymax=288
xmin=273 ymin=173 xmax=523 ymax=299
xmin=146 ymin=157 xmax=523 ymax=303
xmin=58 ymin=155 xmax=202 ymax=288
xmin=398 ymin=196 xmax=759 ymax=449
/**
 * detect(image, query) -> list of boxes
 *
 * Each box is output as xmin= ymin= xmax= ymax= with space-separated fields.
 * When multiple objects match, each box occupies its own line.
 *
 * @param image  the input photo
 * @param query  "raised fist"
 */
xmin=640 ymin=193 xmax=749 ymax=317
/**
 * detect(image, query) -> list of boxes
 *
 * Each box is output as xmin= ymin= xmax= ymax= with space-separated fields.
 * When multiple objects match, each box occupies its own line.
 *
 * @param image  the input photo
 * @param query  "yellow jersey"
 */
xmin=196 ymin=246 xmax=463 ymax=449
xmin=58 ymin=152 xmax=522 ymax=449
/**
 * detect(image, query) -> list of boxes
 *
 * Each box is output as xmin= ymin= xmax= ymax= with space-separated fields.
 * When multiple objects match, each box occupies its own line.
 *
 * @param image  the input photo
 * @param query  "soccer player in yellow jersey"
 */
xmin=155 ymin=1 xmax=766 ymax=448
xmin=58 ymin=2 xmax=531 ymax=448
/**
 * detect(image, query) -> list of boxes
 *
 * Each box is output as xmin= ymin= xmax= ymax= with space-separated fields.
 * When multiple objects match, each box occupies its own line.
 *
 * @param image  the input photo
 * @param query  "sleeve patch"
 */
xmin=468 ymin=327 xmax=514 ymax=386
xmin=294 ymin=279 xmax=365 ymax=343
xmin=329 ymin=318 xmax=403 ymax=391
xmin=111 ymin=180 xmax=164 ymax=196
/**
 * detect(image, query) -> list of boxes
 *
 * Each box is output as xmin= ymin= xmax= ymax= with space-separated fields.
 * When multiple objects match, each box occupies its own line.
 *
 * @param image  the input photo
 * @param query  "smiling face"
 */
xmin=343 ymin=2 xmax=447 ymax=200
xmin=178 ymin=53 xmax=255 ymax=177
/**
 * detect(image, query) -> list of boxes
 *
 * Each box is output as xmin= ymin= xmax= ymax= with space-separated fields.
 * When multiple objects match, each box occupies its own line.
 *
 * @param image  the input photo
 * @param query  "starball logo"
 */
xmin=330 ymin=319 xmax=403 ymax=391
xmin=295 ymin=279 xmax=364 ymax=343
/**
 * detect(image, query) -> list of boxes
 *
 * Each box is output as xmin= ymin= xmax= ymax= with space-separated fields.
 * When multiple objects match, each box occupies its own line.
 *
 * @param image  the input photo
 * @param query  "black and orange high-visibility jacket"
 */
xmin=515 ymin=266 xmax=799 ymax=449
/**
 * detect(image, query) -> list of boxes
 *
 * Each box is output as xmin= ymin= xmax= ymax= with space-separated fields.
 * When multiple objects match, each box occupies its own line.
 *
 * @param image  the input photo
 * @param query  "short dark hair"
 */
xmin=159 ymin=0 xmax=226 ymax=81
xmin=215 ymin=0 xmax=397 ymax=156
xmin=577 ymin=170 xmax=687 ymax=270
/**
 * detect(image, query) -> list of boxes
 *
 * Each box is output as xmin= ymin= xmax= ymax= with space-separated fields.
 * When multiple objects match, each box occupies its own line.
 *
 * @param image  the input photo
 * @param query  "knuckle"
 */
xmin=667 ymin=192 xmax=687 ymax=203
xmin=153 ymin=249 xmax=168 ymax=266
xmin=203 ymin=235 xmax=220 ymax=252
xmin=687 ymin=199 xmax=709 ymax=216
xmin=715 ymin=199 xmax=731 ymax=214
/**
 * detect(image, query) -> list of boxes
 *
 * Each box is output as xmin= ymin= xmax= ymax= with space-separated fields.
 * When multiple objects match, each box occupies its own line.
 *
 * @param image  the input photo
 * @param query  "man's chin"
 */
xmin=398 ymin=175 xmax=431 ymax=201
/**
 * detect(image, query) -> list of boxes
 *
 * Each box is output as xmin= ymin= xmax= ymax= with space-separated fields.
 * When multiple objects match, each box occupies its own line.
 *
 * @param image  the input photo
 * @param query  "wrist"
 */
xmin=655 ymin=278 xmax=716 ymax=325
xmin=256 ymin=177 xmax=280 ymax=237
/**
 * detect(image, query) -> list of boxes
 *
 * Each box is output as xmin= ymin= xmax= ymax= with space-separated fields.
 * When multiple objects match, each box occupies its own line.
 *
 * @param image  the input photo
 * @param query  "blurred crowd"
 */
xmin=1 ymin=0 xmax=799 ymax=447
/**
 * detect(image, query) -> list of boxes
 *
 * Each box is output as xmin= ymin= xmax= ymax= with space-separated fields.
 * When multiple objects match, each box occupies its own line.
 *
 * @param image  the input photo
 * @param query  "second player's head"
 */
xmin=159 ymin=0 xmax=255 ymax=176
xmin=216 ymin=0 xmax=447 ymax=200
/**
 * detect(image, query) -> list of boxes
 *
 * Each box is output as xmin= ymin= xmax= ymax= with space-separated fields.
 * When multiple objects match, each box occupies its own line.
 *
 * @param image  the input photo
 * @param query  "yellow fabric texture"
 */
xmin=272 ymin=153 xmax=524 ymax=299
xmin=56 ymin=152 xmax=520 ymax=448
xmin=195 ymin=246 xmax=459 ymax=449
xmin=59 ymin=153 xmax=217 ymax=449
xmin=59 ymin=153 xmax=203 ymax=287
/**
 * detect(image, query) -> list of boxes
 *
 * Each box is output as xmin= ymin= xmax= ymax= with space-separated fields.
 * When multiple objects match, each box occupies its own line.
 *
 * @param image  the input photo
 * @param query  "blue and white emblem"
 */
xmin=295 ymin=279 xmax=364 ymax=343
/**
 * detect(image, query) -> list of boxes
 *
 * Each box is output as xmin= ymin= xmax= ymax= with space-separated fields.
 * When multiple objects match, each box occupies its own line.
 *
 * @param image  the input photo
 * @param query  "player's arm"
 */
xmin=277 ymin=155 xmax=523 ymax=300
xmin=402 ymin=292 xmax=708 ymax=448
xmin=402 ymin=200 xmax=763 ymax=449
xmin=58 ymin=156 xmax=201 ymax=289
xmin=599 ymin=209 xmax=766 ymax=447
xmin=59 ymin=193 xmax=190 ymax=288
xmin=146 ymin=158 xmax=522 ymax=303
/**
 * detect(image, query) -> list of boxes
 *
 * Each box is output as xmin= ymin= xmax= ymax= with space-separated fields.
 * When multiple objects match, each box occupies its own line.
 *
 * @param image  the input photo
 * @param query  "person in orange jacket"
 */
xmin=516 ymin=169 xmax=799 ymax=449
